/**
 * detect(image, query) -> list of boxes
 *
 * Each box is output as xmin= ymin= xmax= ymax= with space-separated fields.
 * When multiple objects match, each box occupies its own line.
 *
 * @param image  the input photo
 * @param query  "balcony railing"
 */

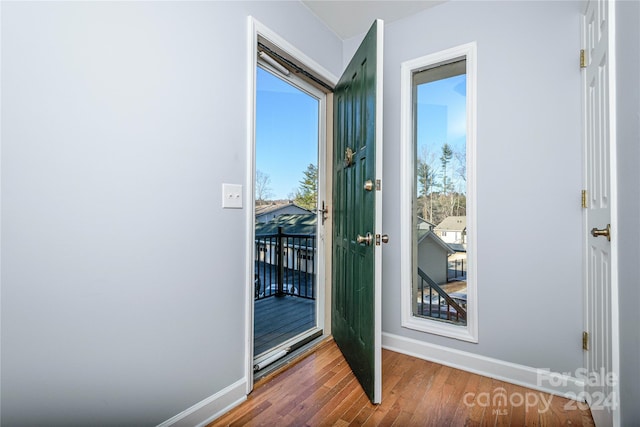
xmin=447 ymin=258 xmax=466 ymax=281
xmin=254 ymin=226 xmax=316 ymax=300
xmin=417 ymin=267 xmax=466 ymax=324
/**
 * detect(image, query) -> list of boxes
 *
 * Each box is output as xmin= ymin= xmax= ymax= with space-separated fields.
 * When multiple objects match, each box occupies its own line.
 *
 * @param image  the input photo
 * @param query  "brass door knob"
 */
xmin=356 ymin=233 xmax=373 ymax=246
xmin=591 ymin=224 xmax=611 ymax=241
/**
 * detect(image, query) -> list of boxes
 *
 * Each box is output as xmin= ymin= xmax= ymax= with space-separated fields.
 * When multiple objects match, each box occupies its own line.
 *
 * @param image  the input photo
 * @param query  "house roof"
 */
xmin=255 ymin=213 xmax=317 ymax=236
xmin=434 ymin=216 xmax=466 ymax=232
xmin=417 ymin=229 xmax=455 ymax=255
xmin=255 ymin=202 xmax=312 ymax=217
xmin=416 ymin=216 xmax=436 ymax=230
xmin=448 ymin=243 xmax=467 ymax=253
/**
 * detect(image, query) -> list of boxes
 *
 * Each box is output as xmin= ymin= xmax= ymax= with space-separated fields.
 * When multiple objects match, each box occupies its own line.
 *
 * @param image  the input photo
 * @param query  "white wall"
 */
xmin=346 ymin=1 xmax=585 ymax=374
xmin=0 ymin=2 xmax=341 ymax=425
xmin=615 ymin=1 xmax=640 ymax=424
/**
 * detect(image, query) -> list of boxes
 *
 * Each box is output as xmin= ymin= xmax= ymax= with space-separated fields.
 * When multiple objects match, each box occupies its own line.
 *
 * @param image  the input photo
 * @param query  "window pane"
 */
xmin=413 ymin=60 xmax=467 ymax=326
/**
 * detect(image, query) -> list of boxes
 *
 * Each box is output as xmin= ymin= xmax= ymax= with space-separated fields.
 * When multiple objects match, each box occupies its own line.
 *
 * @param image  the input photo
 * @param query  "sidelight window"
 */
xmin=400 ymin=43 xmax=477 ymax=342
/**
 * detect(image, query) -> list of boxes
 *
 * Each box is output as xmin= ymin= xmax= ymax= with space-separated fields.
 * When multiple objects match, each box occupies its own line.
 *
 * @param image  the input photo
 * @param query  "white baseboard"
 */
xmin=382 ymin=332 xmax=585 ymax=399
xmin=158 ymin=378 xmax=247 ymax=427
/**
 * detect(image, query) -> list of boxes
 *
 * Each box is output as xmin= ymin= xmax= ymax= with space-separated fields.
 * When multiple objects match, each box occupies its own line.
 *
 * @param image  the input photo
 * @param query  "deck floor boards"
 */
xmin=254 ymin=296 xmax=316 ymax=356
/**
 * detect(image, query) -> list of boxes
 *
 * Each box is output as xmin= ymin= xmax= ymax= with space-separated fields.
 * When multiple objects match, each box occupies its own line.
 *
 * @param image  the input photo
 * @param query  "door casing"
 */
xmin=247 ymin=18 xmax=384 ymax=403
xmin=246 ymin=17 xmax=338 ymax=393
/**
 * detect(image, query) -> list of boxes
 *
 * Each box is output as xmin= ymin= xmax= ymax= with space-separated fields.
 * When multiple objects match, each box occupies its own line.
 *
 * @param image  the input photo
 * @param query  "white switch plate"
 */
xmin=222 ymin=183 xmax=243 ymax=209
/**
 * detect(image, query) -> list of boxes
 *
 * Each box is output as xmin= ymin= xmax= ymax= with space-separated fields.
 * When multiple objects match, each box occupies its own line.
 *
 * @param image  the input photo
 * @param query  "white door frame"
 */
xmin=581 ymin=1 xmax=620 ymax=425
xmin=245 ymin=16 xmax=338 ymax=393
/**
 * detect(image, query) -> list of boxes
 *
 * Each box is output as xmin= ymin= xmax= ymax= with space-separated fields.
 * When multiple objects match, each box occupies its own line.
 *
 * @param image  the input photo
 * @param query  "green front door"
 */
xmin=332 ymin=20 xmax=383 ymax=404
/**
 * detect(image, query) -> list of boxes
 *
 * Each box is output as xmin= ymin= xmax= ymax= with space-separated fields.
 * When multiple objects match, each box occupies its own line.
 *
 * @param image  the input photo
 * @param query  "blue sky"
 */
xmin=256 ymin=67 xmax=318 ymax=200
xmin=256 ymin=66 xmax=466 ymax=199
xmin=416 ymin=74 xmax=467 ymax=193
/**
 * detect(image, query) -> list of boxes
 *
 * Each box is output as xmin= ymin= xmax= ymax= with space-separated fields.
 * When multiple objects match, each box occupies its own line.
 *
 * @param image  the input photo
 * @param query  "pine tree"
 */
xmin=440 ymin=143 xmax=454 ymax=195
xmin=294 ymin=164 xmax=318 ymax=211
xmin=417 ymin=160 xmax=435 ymax=222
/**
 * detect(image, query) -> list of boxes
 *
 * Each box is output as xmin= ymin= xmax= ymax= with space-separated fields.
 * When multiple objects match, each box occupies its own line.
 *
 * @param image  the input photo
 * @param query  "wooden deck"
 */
xmin=254 ymin=295 xmax=316 ymax=356
xmin=211 ymin=338 xmax=595 ymax=427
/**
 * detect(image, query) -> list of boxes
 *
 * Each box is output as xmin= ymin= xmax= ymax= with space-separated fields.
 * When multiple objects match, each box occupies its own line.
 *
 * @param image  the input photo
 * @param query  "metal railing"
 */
xmin=254 ymin=226 xmax=316 ymax=300
xmin=447 ymin=258 xmax=466 ymax=281
xmin=417 ymin=267 xmax=466 ymax=324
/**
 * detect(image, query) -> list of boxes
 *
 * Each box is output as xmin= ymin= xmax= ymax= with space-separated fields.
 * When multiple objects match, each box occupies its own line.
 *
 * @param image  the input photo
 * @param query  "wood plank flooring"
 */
xmin=210 ymin=338 xmax=595 ymax=427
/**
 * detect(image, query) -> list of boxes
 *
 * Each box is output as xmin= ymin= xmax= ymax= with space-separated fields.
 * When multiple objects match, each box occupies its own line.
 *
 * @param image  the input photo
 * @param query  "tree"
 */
xmin=417 ymin=160 xmax=435 ymax=222
xmin=454 ymin=149 xmax=466 ymax=183
xmin=414 ymin=144 xmax=468 ymax=226
xmin=255 ymin=170 xmax=273 ymax=204
xmin=440 ymin=143 xmax=454 ymax=195
xmin=294 ymin=164 xmax=317 ymax=211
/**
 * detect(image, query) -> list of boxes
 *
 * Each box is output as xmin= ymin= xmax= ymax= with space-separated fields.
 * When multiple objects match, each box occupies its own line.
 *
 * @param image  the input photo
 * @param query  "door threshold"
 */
xmin=253 ymin=331 xmax=327 ymax=382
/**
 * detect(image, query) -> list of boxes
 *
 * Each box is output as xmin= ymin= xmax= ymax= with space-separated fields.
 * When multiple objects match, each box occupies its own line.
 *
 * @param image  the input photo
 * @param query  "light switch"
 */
xmin=222 ymin=183 xmax=243 ymax=209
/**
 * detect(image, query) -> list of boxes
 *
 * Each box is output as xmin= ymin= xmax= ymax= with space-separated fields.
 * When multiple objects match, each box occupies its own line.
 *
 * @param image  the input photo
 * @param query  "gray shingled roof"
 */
xmin=434 ymin=216 xmax=466 ymax=232
xmin=255 ymin=202 xmax=312 ymax=217
xmin=417 ymin=229 xmax=455 ymax=255
xmin=255 ymin=213 xmax=317 ymax=236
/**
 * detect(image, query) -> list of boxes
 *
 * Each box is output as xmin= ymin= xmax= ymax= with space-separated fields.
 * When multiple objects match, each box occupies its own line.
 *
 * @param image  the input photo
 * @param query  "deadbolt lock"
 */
xmin=375 ymin=234 xmax=389 ymax=245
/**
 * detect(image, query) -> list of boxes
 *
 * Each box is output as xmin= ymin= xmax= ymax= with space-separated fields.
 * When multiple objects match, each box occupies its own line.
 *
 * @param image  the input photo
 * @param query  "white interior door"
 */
xmin=582 ymin=1 xmax=619 ymax=425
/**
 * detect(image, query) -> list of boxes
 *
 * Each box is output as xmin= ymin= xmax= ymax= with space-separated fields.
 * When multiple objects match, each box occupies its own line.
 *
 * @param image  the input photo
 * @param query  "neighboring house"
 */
xmin=416 ymin=229 xmax=454 ymax=285
xmin=255 ymin=202 xmax=313 ymax=223
xmin=416 ymin=216 xmax=436 ymax=232
xmin=255 ymin=213 xmax=317 ymax=235
xmin=255 ymin=214 xmax=317 ymax=273
xmin=434 ymin=216 xmax=467 ymax=246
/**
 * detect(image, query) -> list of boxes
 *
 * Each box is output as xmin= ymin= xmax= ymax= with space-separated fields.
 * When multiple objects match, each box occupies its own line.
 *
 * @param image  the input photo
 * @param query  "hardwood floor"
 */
xmin=209 ymin=338 xmax=595 ymax=426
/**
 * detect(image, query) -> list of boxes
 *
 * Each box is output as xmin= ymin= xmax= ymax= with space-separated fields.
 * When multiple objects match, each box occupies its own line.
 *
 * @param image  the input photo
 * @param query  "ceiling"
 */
xmin=301 ymin=0 xmax=445 ymax=39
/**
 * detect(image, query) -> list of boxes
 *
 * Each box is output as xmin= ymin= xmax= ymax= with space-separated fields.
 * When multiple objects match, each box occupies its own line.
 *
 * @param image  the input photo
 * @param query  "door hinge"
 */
xmin=376 ymin=179 xmax=381 ymax=191
xmin=580 ymin=49 xmax=586 ymax=69
xmin=582 ymin=331 xmax=589 ymax=351
xmin=581 ymin=190 xmax=588 ymax=208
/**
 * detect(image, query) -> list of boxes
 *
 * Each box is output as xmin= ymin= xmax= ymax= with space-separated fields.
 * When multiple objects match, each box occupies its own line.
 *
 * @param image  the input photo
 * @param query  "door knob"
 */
xmin=356 ymin=233 xmax=373 ymax=246
xmin=590 ymin=224 xmax=611 ymax=241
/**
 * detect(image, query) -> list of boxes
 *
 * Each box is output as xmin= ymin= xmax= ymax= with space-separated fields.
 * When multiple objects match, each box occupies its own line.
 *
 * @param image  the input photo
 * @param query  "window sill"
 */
xmin=402 ymin=314 xmax=478 ymax=343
